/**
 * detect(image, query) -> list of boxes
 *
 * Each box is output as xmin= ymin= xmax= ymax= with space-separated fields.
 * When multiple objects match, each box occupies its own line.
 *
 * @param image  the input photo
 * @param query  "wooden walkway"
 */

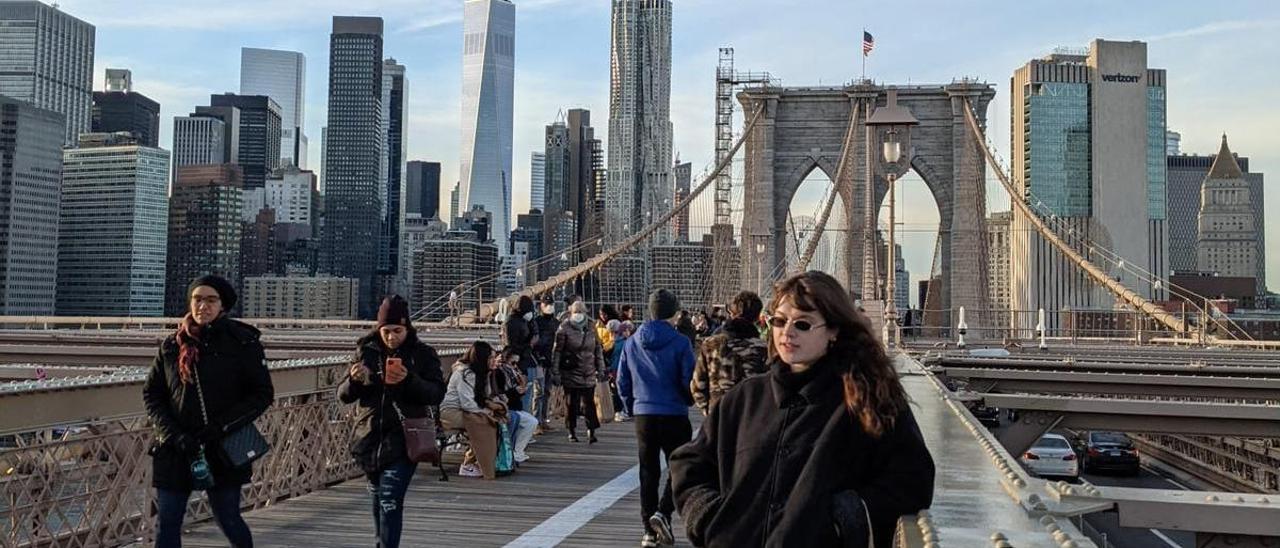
xmin=184 ymin=415 xmax=696 ymax=547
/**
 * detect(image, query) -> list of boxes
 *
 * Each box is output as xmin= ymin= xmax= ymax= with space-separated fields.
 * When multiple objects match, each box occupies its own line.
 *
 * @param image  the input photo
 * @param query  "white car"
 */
xmin=1020 ymin=433 xmax=1079 ymax=480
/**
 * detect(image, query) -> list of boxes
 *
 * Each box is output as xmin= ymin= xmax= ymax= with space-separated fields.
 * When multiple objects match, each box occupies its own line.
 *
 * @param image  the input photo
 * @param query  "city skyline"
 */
xmin=38 ymin=0 xmax=1280 ymax=291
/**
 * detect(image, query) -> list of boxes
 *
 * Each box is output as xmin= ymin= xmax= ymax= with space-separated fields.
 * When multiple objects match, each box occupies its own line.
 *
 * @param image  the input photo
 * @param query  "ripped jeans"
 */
xmin=366 ymin=458 xmax=417 ymax=547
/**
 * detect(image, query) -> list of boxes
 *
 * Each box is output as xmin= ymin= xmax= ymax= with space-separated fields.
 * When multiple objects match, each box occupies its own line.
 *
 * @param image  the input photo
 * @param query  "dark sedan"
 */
xmin=1080 ymin=431 xmax=1141 ymax=475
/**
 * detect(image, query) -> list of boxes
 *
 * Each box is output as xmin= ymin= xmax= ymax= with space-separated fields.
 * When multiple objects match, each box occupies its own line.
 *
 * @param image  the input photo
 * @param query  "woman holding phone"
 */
xmin=338 ymin=295 xmax=446 ymax=548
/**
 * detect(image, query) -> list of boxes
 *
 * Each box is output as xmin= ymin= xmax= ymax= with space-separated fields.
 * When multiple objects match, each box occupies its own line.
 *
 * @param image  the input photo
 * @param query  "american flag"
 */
xmin=863 ymin=31 xmax=875 ymax=56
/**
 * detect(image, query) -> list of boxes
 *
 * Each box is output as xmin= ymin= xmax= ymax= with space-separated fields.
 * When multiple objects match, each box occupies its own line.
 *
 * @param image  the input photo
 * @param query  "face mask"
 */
xmin=570 ymin=312 xmax=586 ymax=324
xmin=541 ymin=304 xmax=554 ymax=314
xmin=523 ymin=312 xmax=533 ymax=321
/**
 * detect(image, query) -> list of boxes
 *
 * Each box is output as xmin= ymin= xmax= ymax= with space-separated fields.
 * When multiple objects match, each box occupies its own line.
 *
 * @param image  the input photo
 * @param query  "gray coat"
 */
xmin=553 ymin=318 xmax=605 ymax=389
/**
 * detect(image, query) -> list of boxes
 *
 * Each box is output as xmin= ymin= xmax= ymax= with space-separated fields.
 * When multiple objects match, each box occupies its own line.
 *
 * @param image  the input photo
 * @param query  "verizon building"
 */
xmin=1010 ymin=39 xmax=1167 ymax=328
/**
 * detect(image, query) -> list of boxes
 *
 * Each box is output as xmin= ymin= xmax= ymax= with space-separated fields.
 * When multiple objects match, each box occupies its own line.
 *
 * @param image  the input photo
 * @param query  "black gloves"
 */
xmin=831 ymin=489 xmax=871 ymax=548
xmin=167 ymin=433 xmax=200 ymax=456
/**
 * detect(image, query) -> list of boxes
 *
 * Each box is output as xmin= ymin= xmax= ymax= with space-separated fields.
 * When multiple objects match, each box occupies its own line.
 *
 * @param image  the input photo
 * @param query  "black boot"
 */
xmin=568 ymin=429 xmax=579 ymax=442
xmin=588 ymin=429 xmax=598 ymax=444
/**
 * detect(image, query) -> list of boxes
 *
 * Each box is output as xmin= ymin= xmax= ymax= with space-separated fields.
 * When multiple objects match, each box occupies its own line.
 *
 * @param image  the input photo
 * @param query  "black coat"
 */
xmin=337 ymin=334 xmax=446 ymax=475
xmin=144 ymin=318 xmax=275 ymax=490
xmin=502 ymin=315 xmax=537 ymax=370
xmin=553 ymin=319 xmax=604 ymax=389
xmin=533 ymin=313 xmax=559 ymax=360
xmin=670 ymin=357 xmax=935 ymax=548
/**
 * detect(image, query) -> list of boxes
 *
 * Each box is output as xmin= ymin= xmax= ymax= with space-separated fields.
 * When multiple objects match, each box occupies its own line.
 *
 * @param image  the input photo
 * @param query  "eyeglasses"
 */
xmin=767 ymin=316 xmax=826 ymax=332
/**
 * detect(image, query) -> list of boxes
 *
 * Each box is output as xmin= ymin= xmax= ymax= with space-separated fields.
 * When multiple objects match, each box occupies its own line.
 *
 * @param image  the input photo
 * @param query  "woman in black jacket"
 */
xmin=501 ymin=295 xmax=538 ymax=411
xmin=670 ymin=271 xmax=934 ymax=548
xmin=337 ymin=295 xmax=446 ymax=548
xmin=143 ymin=275 xmax=274 ymax=548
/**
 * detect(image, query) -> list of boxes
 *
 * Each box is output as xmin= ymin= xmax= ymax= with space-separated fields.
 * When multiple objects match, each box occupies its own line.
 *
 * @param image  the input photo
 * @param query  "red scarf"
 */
xmin=176 ymin=314 xmax=203 ymax=385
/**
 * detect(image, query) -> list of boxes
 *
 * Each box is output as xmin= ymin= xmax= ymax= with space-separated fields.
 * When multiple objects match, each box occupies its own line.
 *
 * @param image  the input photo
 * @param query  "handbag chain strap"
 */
xmin=191 ymin=359 xmax=211 ymax=429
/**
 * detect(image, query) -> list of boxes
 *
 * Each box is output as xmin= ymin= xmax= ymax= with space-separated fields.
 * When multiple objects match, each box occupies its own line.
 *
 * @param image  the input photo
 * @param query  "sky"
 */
xmin=57 ymin=0 xmax=1280 ymax=298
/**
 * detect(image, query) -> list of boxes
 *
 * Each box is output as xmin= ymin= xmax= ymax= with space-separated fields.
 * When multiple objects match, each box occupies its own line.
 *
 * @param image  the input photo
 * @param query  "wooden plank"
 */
xmin=182 ymin=415 xmax=697 ymax=547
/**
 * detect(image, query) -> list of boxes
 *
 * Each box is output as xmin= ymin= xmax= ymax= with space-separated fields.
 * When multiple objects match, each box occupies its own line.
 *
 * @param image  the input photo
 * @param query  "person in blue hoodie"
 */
xmin=617 ymin=289 xmax=696 ymax=548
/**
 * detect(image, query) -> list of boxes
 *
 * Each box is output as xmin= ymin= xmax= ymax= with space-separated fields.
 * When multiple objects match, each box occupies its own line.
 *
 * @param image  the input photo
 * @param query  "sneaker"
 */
xmin=458 ymin=463 xmax=483 ymax=478
xmin=515 ymin=452 xmax=530 ymax=463
xmin=618 ymin=411 xmax=633 ymax=422
xmin=640 ymin=533 xmax=659 ymax=548
xmin=647 ymin=513 xmax=674 ymax=546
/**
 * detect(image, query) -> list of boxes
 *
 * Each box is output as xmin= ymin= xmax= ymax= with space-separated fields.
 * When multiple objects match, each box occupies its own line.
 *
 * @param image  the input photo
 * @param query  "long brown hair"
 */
xmin=767 ymin=271 xmax=907 ymax=437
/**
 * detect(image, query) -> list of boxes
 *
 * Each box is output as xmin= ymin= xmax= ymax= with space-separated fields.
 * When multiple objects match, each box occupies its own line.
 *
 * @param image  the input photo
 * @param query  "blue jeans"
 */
xmin=367 ymin=458 xmax=417 ymax=547
xmin=524 ymin=365 xmax=549 ymax=424
xmin=155 ymin=485 xmax=253 ymax=547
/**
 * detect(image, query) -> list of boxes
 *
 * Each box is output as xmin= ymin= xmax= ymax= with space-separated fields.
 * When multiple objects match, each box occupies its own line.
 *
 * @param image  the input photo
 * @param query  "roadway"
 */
xmin=1081 ymin=465 xmax=1197 ymax=548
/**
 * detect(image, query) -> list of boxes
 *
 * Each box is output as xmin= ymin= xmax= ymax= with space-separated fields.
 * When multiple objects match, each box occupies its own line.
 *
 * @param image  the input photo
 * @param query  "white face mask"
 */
xmin=523 ymin=312 xmax=533 ymax=321
xmin=570 ymin=312 xmax=586 ymax=324
xmin=541 ymin=304 xmax=554 ymax=314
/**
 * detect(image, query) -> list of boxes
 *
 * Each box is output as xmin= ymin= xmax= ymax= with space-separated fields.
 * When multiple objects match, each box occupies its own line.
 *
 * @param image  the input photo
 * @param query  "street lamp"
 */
xmin=866 ymin=89 xmax=918 ymax=349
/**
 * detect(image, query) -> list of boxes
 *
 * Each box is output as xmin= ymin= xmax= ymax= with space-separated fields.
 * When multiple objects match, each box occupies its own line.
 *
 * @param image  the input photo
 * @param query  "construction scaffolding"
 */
xmin=712 ymin=47 xmax=775 ymax=304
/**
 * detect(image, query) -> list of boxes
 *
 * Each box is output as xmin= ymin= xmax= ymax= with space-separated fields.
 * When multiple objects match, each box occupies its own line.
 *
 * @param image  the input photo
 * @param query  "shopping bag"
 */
xmin=595 ymin=381 xmax=615 ymax=424
xmin=495 ymin=421 xmax=515 ymax=476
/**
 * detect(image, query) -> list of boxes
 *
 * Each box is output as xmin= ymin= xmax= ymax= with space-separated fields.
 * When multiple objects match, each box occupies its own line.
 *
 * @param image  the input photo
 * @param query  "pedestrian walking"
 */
xmin=338 ymin=295 xmax=446 ymax=548
xmin=553 ymin=300 xmax=605 ymax=443
xmin=616 ymin=289 xmax=696 ymax=547
xmin=670 ymin=271 xmax=935 ymax=548
xmin=690 ymin=291 xmax=768 ymax=415
xmin=144 ymin=275 xmax=274 ymax=548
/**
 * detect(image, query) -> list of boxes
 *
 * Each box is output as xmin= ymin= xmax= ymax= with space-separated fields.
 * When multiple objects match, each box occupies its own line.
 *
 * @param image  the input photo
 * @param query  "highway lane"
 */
xmin=1080 ymin=465 xmax=1196 ymax=548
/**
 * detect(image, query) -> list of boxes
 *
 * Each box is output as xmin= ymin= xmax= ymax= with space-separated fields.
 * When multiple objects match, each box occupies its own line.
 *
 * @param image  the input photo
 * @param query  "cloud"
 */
xmin=1144 ymin=19 xmax=1280 ymax=42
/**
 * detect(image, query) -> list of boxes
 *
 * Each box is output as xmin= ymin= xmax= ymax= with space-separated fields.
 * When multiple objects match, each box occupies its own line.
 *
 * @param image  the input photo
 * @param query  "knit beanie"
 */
xmin=648 ymin=289 xmax=680 ymax=320
xmin=377 ymin=295 xmax=412 ymax=328
xmin=188 ymin=275 xmax=237 ymax=311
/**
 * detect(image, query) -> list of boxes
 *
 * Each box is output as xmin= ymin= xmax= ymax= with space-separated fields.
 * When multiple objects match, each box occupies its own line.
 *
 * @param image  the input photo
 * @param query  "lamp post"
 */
xmin=865 ymin=89 xmax=917 ymax=349
xmin=755 ymin=238 xmax=767 ymax=295
xmin=883 ymin=131 xmax=902 ymax=348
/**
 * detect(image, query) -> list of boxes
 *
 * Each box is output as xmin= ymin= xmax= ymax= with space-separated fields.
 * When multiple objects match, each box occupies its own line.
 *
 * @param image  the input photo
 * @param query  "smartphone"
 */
xmin=386 ymin=357 xmax=403 ymax=369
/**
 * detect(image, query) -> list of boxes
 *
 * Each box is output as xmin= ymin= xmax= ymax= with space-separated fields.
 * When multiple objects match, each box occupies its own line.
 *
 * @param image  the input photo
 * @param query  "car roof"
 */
xmin=1039 ymin=433 xmax=1070 ymax=442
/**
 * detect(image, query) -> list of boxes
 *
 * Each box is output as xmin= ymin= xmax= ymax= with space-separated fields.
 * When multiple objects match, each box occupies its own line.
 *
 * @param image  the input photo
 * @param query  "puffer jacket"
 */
xmin=502 ymin=314 xmax=537 ymax=370
xmin=144 ymin=317 xmax=274 ymax=490
xmin=553 ymin=318 xmax=604 ymax=389
xmin=337 ymin=333 xmax=446 ymax=475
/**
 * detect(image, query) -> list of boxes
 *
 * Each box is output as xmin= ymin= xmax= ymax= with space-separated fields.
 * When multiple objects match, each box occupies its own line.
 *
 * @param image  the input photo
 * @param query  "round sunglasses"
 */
xmin=767 ymin=316 xmax=827 ymax=332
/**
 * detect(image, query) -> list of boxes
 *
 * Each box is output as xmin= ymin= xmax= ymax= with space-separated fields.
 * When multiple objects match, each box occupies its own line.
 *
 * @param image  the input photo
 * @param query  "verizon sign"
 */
xmin=1100 ymin=73 xmax=1141 ymax=83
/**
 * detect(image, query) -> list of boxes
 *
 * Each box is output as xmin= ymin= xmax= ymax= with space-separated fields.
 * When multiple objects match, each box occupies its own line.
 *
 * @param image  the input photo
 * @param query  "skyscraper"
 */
xmin=104 ymin=68 xmax=131 ymax=92
xmin=172 ymin=115 xmax=228 ymax=168
xmin=606 ymin=0 xmax=674 ymax=246
xmin=0 ymin=96 xmax=64 ymax=314
xmin=1167 ymin=149 xmax=1265 ymax=291
xmin=0 ymin=1 xmax=95 ymax=145
xmin=58 ymin=132 xmax=169 ymax=316
xmin=530 ymin=152 xmax=546 ymax=211
xmin=405 ymin=161 xmax=441 ymax=219
xmin=986 ymin=211 xmax=1013 ymax=314
xmin=380 ymin=59 xmax=407 ymax=282
xmin=240 ymin=47 xmax=307 ymax=169
xmin=209 ymin=93 xmax=282 ymax=189
xmin=1009 ymin=39 xmax=1167 ymax=328
xmin=567 ymin=109 xmax=603 ymax=258
xmin=1197 ymin=135 xmax=1259 ymax=285
xmin=673 ymin=160 xmax=692 ymax=242
xmin=459 ymin=0 xmax=515 ymax=253
xmin=542 ymin=120 xmax=570 ymax=278
xmin=166 ymin=165 xmax=244 ymax=316
xmin=321 ymin=16 xmax=385 ymax=317
xmin=91 ymin=69 xmax=160 ymax=147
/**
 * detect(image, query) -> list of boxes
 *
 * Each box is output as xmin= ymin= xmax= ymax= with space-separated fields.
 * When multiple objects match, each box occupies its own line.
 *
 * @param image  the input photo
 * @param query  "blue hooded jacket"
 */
xmin=618 ymin=319 xmax=695 ymax=416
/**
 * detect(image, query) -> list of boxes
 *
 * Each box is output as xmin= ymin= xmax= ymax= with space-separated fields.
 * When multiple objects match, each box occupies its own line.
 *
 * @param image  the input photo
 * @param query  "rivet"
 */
xmin=1206 ymin=495 xmax=1219 ymax=502
xmin=990 ymin=532 xmax=1008 ymax=542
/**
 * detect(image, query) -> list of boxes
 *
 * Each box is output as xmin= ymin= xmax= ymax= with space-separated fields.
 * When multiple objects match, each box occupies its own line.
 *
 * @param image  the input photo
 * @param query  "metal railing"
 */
xmin=1 ymin=391 xmax=359 ymax=548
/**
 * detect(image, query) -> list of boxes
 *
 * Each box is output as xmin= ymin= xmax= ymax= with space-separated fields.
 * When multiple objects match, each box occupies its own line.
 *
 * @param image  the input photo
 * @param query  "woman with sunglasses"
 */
xmin=670 ymin=271 xmax=934 ymax=548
